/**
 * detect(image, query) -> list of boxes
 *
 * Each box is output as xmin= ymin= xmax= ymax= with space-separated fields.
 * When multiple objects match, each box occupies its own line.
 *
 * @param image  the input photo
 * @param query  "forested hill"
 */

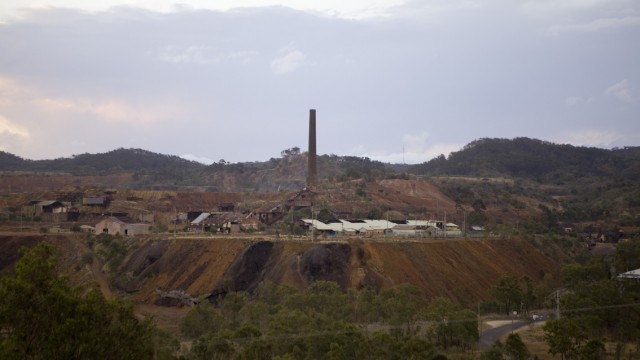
xmin=0 ymin=147 xmax=395 ymax=191
xmin=0 ymin=148 xmax=203 ymax=175
xmin=410 ymin=137 xmax=640 ymax=181
xmin=2 ymin=139 xmax=639 ymax=191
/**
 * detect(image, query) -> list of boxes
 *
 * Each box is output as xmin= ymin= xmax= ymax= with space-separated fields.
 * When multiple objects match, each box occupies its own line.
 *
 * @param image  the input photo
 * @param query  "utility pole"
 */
xmin=477 ymin=302 xmax=481 ymax=338
xmin=444 ymin=211 xmax=447 ymax=238
xmin=386 ymin=210 xmax=389 ymax=235
xmin=311 ymin=205 xmax=315 ymax=242
xmin=555 ymin=290 xmax=561 ymax=320
xmin=463 ymin=209 xmax=466 ymax=237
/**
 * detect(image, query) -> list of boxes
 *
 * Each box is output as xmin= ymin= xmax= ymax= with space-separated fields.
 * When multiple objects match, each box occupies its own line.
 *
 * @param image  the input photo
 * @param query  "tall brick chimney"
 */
xmin=306 ymin=109 xmax=317 ymax=188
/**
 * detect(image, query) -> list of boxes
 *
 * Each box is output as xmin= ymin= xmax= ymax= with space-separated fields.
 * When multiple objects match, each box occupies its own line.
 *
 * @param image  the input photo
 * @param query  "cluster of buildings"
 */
xmin=20 ymin=195 xmax=153 ymax=236
xmin=14 ymin=111 xmax=470 ymax=238
xmin=301 ymin=219 xmax=462 ymax=237
xmin=18 ymin=194 xmax=466 ymax=239
xmin=182 ymin=206 xmax=260 ymax=233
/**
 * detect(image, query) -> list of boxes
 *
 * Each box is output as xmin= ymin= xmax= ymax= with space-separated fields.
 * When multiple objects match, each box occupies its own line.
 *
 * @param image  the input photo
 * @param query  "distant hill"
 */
xmin=1 ymin=138 xmax=638 ymax=234
xmin=0 ymin=151 xmax=30 ymax=170
xmin=1 ymin=139 xmax=638 ymax=193
xmin=0 ymin=148 xmax=204 ymax=175
xmin=0 ymin=147 xmax=397 ymax=191
xmin=410 ymin=137 xmax=640 ymax=182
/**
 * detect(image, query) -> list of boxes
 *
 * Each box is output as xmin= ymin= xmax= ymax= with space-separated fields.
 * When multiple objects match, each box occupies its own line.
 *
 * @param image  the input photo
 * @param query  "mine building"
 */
xmin=21 ymin=200 xmax=69 ymax=222
xmin=95 ymin=216 xmax=151 ymax=236
xmin=302 ymin=219 xmax=462 ymax=237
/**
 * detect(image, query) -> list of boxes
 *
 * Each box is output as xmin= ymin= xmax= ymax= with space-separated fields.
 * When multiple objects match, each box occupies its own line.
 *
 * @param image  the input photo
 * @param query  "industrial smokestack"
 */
xmin=306 ymin=109 xmax=317 ymax=188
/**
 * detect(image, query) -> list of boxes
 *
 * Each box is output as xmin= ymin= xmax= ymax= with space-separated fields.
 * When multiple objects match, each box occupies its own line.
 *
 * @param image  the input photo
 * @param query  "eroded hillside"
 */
xmin=0 ymin=234 xmax=558 ymax=310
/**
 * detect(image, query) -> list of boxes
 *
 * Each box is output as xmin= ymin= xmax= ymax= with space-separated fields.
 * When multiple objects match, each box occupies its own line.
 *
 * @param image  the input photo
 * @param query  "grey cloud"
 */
xmin=547 ymin=16 xmax=640 ymax=34
xmin=0 ymin=3 xmax=638 ymax=163
xmin=605 ymin=79 xmax=636 ymax=103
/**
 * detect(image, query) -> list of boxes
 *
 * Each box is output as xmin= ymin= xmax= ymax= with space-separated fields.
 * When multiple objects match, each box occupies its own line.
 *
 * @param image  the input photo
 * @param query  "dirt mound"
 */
xmin=298 ymin=243 xmax=351 ymax=290
xmin=3 ymin=235 xmax=560 ymax=310
xmin=115 ymin=240 xmax=169 ymax=292
xmin=375 ymin=179 xmax=459 ymax=212
xmin=108 ymin=238 xmax=252 ymax=303
xmin=209 ymin=241 xmax=275 ymax=299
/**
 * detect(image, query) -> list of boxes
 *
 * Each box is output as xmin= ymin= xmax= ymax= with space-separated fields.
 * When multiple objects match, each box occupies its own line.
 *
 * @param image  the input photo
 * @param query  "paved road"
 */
xmin=479 ymin=320 xmax=529 ymax=348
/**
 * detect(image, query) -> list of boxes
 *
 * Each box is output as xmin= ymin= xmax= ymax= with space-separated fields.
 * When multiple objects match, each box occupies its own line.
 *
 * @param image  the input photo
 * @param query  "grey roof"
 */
xmin=302 ymin=219 xmax=460 ymax=233
xmin=35 ymin=200 xmax=63 ymax=206
xmin=618 ymin=268 xmax=640 ymax=280
xmin=191 ymin=212 xmax=211 ymax=225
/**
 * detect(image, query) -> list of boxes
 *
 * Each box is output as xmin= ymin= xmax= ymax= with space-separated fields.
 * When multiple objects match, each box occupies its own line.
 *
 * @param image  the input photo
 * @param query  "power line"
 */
xmin=560 ymin=302 xmax=640 ymax=314
xmin=174 ymin=302 xmax=640 ymax=344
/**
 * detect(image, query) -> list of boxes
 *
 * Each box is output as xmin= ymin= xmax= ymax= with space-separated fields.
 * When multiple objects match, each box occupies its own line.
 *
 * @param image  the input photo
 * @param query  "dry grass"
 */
xmin=512 ymin=322 xmax=553 ymax=359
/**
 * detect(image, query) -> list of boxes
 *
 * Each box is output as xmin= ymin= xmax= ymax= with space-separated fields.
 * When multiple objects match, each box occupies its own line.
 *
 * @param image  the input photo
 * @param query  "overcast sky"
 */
xmin=0 ymin=0 xmax=638 ymax=164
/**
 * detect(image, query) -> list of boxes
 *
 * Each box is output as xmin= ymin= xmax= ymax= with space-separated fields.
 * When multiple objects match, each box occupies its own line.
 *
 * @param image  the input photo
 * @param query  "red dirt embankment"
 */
xmin=116 ymin=238 xmax=557 ymax=305
xmin=0 ymin=235 xmax=558 ymax=309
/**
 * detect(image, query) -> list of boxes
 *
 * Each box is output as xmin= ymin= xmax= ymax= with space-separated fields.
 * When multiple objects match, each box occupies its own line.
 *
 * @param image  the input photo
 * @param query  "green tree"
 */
xmin=533 ymin=273 xmax=554 ymax=308
xmin=0 ymin=243 xmax=154 ymax=359
xmin=235 ymin=324 xmax=271 ymax=360
xmin=303 ymin=281 xmax=352 ymax=321
xmin=504 ymin=333 xmax=530 ymax=360
xmin=219 ymin=291 xmax=248 ymax=329
xmin=560 ymin=258 xmax=609 ymax=289
xmin=520 ymin=276 xmax=535 ymax=315
xmin=480 ymin=341 xmax=504 ymax=360
xmin=267 ymin=309 xmax=311 ymax=355
xmin=95 ymin=233 xmax=128 ymax=272
xmin=423 ymin=297 xmax=478 ymax=350
xmin=191 ymin=329 xmax=236 ymax=360
xmin=400 ymin=336 xmax=435 ymax=360
xmin=491 ymin=274 xmax=523 ymax=315
xmin=615 ymin=239 xmax=640 ymax=273
xmin=316 ymin=208 xmax=334 ymax=222
xmin=386 ymin=284 xmax=427 ymax=330
xmin=543 ymin=317 xmax=583 ymax=360
xmin=180 ymin=301 xmax=227 ymax=339
xmin=356 ymin=287 xmax=381 ymax=323
xmin=368 ymin=331 xmax=401 ymax=359
xmin=578 ymin=339 xmax=606 ymax=360
xmin=238 ymin=300 xmax=270 ymax=331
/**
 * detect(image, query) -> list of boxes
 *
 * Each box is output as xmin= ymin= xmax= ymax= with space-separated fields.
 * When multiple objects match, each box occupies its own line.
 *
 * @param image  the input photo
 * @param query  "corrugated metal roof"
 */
xmin=302 ymin=219 xmax=396 ymax=232
xmin=618 ymin=268 xmax=640 ymax=280
xmin=191 ymin=212 xmax=211 ymax=225
xmin=303 ymin=219 xmax=461 ymax=234
xmin=407 ymin=220 xmax=431 ymax=226
xmin=37 ymin=200 xmax=61 ymax=206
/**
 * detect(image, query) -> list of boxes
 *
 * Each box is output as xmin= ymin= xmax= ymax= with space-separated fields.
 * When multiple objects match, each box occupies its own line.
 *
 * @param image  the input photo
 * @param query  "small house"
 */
xmin=22 ymin=200 xmax=69 ymax=221
xmin=95 ymin=216 xmax=151 ymax=236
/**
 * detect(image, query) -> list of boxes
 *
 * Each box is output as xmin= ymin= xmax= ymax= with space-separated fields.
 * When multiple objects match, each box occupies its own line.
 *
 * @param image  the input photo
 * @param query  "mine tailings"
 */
xmin=111 ymin=236 xmax=559 ymax=308
xmin=1 ymin=235 xmax=559 ymax=308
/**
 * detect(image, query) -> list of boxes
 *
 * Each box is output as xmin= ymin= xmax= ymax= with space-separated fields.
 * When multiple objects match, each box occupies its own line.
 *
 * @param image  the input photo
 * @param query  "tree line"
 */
xmin=542 ymin=239 xmax=640 ymax=359
xmin=2 ymin=238 xmax=639 ymax=359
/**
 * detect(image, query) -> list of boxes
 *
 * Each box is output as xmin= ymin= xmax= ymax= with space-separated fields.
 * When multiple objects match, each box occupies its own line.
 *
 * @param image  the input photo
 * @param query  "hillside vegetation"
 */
xmin=2 ymin=137 xmax=639 ymax=233
xmin=3 ymin=138 xmax=638 ymax=188
xmin=411 ymin=138 xmax=639 ymax=180
xmin=2 ymin=137 xmax=640 ymax=358
xmin=2 ymin=233 xmax=639 ymax=359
